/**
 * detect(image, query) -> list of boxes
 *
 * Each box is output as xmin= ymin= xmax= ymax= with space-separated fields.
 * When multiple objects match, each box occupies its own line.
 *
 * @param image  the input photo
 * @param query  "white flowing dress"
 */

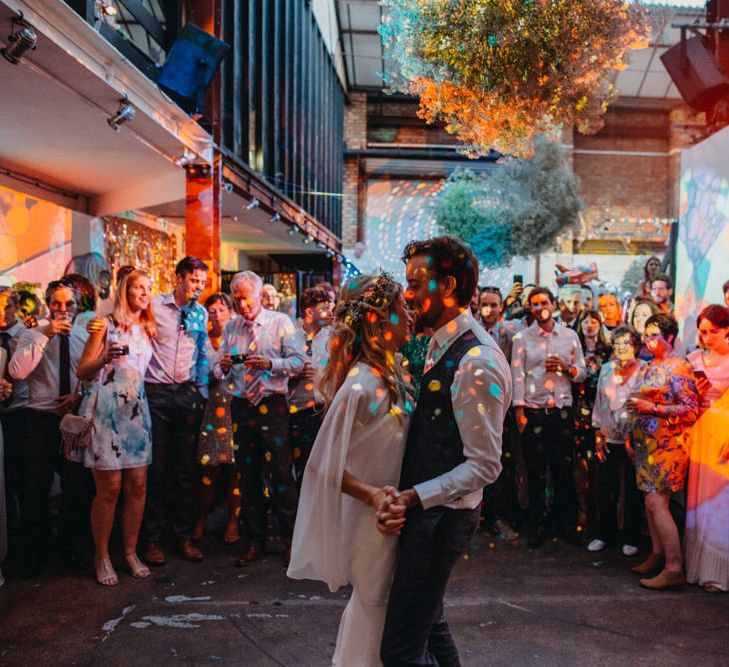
xmin=287 ymin=362 xmax=410 ymax=667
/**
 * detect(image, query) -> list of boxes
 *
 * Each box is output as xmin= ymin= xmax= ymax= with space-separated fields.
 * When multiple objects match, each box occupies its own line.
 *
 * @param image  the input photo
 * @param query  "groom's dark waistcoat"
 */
xmin=400 ymin=329 xmax=478 ymax=491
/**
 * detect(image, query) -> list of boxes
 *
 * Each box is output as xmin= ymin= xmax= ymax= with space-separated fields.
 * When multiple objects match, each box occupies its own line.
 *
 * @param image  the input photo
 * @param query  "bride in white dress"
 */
xmin=288 ymin=273 xmax=413 ymax=667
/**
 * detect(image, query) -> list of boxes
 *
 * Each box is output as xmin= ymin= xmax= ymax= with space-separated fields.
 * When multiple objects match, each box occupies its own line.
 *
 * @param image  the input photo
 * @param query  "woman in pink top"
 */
xmin=686 ymin=304 xmax=729 ymax=593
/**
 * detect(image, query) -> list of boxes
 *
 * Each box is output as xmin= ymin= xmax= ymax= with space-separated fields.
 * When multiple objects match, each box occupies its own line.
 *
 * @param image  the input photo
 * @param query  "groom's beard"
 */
xmin=412 ymin=298 xmax=444 ymax=334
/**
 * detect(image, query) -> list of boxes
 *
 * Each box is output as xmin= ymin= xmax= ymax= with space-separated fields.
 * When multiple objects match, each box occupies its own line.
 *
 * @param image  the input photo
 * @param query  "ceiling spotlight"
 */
xmin=269 ymin=213 xmax=281 ymax=224
xmin=246 ymin=198 xmax=260 ymax=210
xmin=1 ymin=17 xmax=37 ymax=65
xmin=174 ymin=150 xmax=197 ymax=167
xmin=223 ymin=181 xmax=233 ymax=193
xmin=107 ymin=97 xmax=135 ymax=132
xmin=288 ymin=225 xmax=299 ymax=236
xmin=302 ymin=234 xmax=314 ymax=245
xmin=95 ymin=0 xmax=118 ymax=16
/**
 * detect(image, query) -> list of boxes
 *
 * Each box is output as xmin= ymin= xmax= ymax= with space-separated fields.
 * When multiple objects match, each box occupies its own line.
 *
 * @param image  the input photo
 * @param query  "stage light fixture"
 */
xmin=288 ymin=225 xmax=300 ymax=236
xmin=222 ymin=181 xmax=233 ymax=193
xmin=1 ymin=18 xmax=37 ymax=65
xmin=269 ymin=213 xmax=281 ymax=224
xmin=246 ymin=198 xmax=260 ymax=210
xmin=107 ymin=98 xmax=135 ymax=131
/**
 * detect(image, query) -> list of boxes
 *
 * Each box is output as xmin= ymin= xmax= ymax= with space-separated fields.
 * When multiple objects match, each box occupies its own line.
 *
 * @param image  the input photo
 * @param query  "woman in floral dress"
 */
xmin=627 ymin=313 xmax=698 ymax=591
xmin=77 ymin=270 xmax=156 ymax=586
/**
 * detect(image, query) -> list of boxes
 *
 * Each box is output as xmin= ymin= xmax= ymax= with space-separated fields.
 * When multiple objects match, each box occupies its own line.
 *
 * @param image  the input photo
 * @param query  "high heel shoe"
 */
xmin=124 ymin=553 xmax=151 ymax=579
xmin=95 ymin=558 xmax=119 ymax=586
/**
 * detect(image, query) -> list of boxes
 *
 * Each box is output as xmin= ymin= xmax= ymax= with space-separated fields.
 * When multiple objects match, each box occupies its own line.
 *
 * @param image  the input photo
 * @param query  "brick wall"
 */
xmin=342 ymin=92 xmax=368 ymax=247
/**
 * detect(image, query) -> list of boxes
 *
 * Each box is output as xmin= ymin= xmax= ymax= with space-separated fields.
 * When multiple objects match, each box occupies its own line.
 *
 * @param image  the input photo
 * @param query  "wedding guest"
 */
xmin=9 ymin=281 xmax=91 ymax=578
xmin=0 ymin=287 xmax=29 ymax=541
xmin=261 ymin=283 xmax=280 ymax=311
xmin=557 ymin=285 xmax=583 ymax=330
xmin=61 ymin=274 xmax=97 ymax=329
xmin=649 ymin=273 xmax=673 ymax=315
xmin=573 ymin=309 xmax=612 ymax=532
xmin=479 ymin=286 xmax=520 ymax=540
xmin=627 ymin=313 xmax=698 ymax=590
xmin=289 ymin=287 xmax=333 ymax=489
xmin=636 ymin=256 xmax=661 ymax=299
xmin=685 ymin=305 xmax=729 ymax=592
xmin=217 ymin=271 xmax=305 ymax=566
xmin=581 ymin=285 xmax=595 ymax=311
xmin=0 ymin=345 xmax=12 ymax=587
xmin=194 ymin=293 xmax=240 ymax=545
xmin=77 ymin=270 xmax=156 ymax=586
xmin=630 ymin=298 xmax=661 ymax=361
xmin=511 ymin=286 xmax=586 ymax=548
xmin=590 ymin=325 xmax=645 ymax=555
xmin=597 ymin=292 xmax=623 ymax=334
xmin=143 ymin=256 xmax=209 ymax=565
xmin=379 ymin=237 xmax=511 ymax=667
xmin=288 ymin=273 xmax=413 ymax=666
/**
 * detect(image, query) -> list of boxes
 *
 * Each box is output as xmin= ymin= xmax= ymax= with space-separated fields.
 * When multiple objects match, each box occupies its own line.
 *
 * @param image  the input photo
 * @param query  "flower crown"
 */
xmin=342 ymin=273 xmax=396 ymax=329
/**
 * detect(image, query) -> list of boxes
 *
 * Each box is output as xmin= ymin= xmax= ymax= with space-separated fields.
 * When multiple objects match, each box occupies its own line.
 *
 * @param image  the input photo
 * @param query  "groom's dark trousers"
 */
xmin=380 ymin=505 xmax=480 ymax=667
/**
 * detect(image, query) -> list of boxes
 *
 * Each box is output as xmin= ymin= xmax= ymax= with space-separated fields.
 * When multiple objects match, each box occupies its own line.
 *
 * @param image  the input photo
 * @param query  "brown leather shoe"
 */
xmin=144 ymin=543 xmax=166 ymax=566
xmin=178 ymin=539 xmax=204 ymax=562
xmin=632 ymin=552 xmax=665 ymax=575
xmin=236 ymin=545 xmax=264 ymax=567
xmin=640 ymin=569 xmax=685 ymax=591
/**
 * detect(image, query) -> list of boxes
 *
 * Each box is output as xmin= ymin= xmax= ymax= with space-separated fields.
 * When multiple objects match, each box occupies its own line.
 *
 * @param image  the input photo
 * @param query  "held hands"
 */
xmin=503 ymin=282 xmax=523 ymax=309
xmin=372 ymin=486 xmax=407 ymax=536
xmin=301 ymin=362 xmax=317 ymax=379
xmin=103 ymin=345 xmax=126 ymax=364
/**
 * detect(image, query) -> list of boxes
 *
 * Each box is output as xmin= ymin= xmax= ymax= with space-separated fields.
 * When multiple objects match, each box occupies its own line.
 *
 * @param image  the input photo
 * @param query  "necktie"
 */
xmin=59 ymin=334 xmax=71 ymax=396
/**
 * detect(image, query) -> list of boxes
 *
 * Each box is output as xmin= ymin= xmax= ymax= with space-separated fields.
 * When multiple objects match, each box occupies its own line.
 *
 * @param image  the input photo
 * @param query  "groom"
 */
xmin=378 ymin=236 xmax=512 ymax=667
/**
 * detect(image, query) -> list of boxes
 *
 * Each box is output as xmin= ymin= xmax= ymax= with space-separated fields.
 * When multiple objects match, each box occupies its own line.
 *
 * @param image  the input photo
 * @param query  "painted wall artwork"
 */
xmin=675 ymin=124 xmax=729 ymax=352
xmin=0 ymin=184 xmax=72 ymax=287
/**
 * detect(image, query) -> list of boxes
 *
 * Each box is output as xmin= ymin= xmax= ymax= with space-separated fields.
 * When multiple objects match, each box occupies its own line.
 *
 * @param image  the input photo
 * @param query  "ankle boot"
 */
xmin=631 ymin=552 xmax=664 ymax=575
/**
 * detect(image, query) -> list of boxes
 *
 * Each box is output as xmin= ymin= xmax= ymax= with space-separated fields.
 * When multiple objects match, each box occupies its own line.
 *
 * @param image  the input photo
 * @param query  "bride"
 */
xmin=287 ymin=273 xmax=413 ymax=667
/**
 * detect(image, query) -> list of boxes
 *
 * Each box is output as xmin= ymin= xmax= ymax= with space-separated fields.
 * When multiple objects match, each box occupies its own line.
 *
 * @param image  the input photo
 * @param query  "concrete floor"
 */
xmin=1 ymin=529 xmax=728 ymax=666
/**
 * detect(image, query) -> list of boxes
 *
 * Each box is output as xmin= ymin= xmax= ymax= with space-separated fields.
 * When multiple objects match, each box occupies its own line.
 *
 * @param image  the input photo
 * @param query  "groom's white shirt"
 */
xmin=415 ymin=309 xmax=512 ymax=510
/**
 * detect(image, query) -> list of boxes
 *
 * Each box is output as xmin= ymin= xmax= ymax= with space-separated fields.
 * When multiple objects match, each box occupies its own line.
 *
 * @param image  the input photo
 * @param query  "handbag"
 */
xmin=60 ymin=326 xmax=108 ymax=458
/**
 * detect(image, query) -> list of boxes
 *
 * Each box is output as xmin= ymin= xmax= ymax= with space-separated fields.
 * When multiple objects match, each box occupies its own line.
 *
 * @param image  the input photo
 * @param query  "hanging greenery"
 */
xmin=434 ymin=135 xmax=583 ymax=267
xmin=379 ymin=0 xmax=650 ymax=156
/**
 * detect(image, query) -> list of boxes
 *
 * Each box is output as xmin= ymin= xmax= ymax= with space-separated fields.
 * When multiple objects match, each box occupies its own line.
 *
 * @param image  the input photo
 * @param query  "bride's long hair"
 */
xmin=319 ymin=273 xmax=411 ymax=409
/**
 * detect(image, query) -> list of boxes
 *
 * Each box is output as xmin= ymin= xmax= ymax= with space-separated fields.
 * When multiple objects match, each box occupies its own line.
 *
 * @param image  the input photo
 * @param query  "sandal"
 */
xmin=703 ymin=583 xmax=723 ymax=593
xmin=124 ymin=553 xmax=151 ymax=579
xmin=95 ymin=558 xmax=119 ymax=586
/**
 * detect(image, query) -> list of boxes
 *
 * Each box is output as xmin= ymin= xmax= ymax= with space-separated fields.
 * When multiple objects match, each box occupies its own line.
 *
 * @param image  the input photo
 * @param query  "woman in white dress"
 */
xmin=77 ymin=270 xmax=156 ymax=586
xmin=288 ymin=273 xmax=413 ymax=667
xmin=685 ymin=304 xmax=729 ymax=593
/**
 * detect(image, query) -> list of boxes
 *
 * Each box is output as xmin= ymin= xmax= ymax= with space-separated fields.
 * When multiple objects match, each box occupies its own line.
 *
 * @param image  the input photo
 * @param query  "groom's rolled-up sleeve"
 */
xmin=413 ymin=348 xmax=512 ymax=510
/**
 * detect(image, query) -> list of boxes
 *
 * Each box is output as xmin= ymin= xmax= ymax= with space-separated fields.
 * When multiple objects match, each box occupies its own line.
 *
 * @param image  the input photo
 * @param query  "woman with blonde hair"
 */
xmin=288 ymin=273 xmax=413 ymax=667
xmin=77 ymin=270 xmax=156 ymax=586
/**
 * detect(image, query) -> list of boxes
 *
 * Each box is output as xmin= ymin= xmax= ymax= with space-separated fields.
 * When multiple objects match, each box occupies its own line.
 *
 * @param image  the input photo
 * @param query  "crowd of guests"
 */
xmin=468 ymin=264 xmax=729 ymax=592
xmin=0 ymin=254 xmax=727 ymax=596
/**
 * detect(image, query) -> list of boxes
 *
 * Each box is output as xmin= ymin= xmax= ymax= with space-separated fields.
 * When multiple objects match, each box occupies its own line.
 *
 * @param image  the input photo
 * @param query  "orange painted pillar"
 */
xmin=185 ymin=151 xmax=222 ymax=298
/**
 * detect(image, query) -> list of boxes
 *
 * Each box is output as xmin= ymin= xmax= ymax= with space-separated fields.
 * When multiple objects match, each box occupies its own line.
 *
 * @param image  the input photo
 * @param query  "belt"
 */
xmin=525 ymin=406 xmax=569 ymax=415
xmin=145 ymin=381 xmax=193 ymax=391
